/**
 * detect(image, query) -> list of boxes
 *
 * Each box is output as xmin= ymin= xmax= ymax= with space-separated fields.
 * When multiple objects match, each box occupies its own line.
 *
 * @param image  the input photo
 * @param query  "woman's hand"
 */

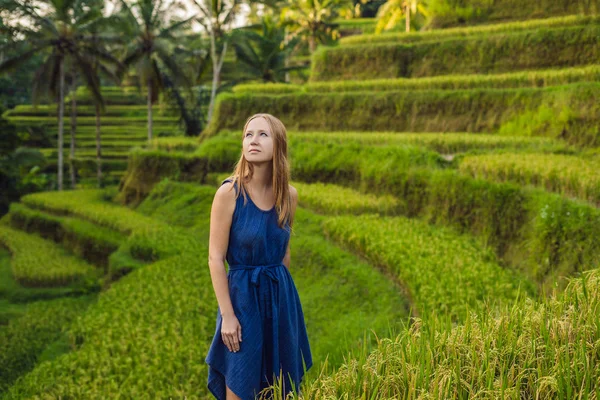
xmin=221 ymin=314 xmax=242 ymax=352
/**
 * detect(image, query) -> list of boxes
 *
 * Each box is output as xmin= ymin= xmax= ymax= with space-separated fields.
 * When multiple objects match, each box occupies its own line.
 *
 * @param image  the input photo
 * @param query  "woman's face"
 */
xmin=243 ymin=117 xmax=273 ymax=162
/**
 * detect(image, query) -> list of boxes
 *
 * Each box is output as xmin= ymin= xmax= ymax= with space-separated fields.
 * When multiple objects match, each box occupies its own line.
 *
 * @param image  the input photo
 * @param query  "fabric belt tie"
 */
xmin=227 ymin=263 xmax=283 ymax=319
xmin=227 ymin=262 xmax=283 ymax=383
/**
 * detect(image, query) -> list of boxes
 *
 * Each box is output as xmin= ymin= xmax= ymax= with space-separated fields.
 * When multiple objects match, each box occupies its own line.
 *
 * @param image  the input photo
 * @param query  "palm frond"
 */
xmin=195 ymin=50 xmax=212 ymax=82
xmin=31 ymin=52 xmax=58 ymax=106
xmin=219 ymin=0 xmax=244 ymax=27
xmin=122 ymin=46 xmax=147 ymax=68
xmin=141 ymin=0 xmax=157 ymax=29
xmin=149 ymin=59 xmax=163 ymax=103
xmin=0 ymin=42 xmax=51 ymax=73
xmin=232 ymin=34 xmax=261 ymax=66
xmin=116 ymin=0 xmax=141 ymax=32
xmin=12 ymin=147 xmax=47 ymax=167
xmin=158 ymin=15 xmax=196 ymax=38
xmin=75 ymin=9 xmax=104 ymax=31
xmin=154 ymin=43 xmax=191 ymax=87
xmin=96 ymin=61 xmax=121 ymax=86
xmin=73 ymin=51 xmax=105 ymax=112
xmin=47 ymin=52 xmax=63 ymax=100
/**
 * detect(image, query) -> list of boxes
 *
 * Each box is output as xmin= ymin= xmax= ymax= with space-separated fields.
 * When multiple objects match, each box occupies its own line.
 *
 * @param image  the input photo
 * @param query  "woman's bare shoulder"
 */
xmin=214 ymin=180 xmax=237 ymax=205
xmin=288 ymin=184 xmax=298 ymax=205
xmin=288 ymin=184 xmax=297 ymax=196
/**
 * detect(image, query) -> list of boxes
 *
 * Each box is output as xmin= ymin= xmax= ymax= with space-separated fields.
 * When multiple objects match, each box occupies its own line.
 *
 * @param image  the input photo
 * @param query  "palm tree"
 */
xmin=0 ymin=0 xmax=123 ymax=190
xmin=194 ymin=0 xmax=244 ymax=124
xmin=113 ymin=0 xmax=194 ymax=142
xmin=231 ymin=15 xmax=306 ymax=83
xmin=90 ymin=26 xmax=125 ymax=188
xmin=65 ymin=25 xmax=124 ymax=189
xmin=280 ymin=0 xmax=347 ymax=54
xmin=375 ymin=0 xmax=430 ymax=33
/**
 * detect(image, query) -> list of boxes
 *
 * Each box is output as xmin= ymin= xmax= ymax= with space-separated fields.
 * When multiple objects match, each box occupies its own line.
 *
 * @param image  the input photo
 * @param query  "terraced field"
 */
xmin=2 ymin=4 xmax=600 ymax=399
xmin=1 ymin=86 xmax=182 ymax=189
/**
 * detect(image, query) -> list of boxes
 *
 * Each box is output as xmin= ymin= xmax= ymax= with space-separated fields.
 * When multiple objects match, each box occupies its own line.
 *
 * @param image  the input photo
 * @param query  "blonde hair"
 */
xmin=224 ymin=113 xmax=294 ymax=232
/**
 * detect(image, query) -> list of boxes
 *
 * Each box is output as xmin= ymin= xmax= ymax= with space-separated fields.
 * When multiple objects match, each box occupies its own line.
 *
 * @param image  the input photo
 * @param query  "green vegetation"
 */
xmin=0 ymin=225 xmax=101 ymax=288
xmin=426 ymin=0 xmax=598 ymax=28
xmin=459 ymin=153 xmax=600 ymax=206
xmin=292 ymin=181 xmax=401 ymax=215
xmin=0 ymin=103 xmax=45 ymax=215
xmin=116 ymin=148 xmax=209 ymax=206
xmin=147 ymin=136 xmax=200 ymax=152
xmin=324 ymin=213 xmax=531 ymax=322
xmin=2 ymin=0 xmax=600 ymax=396
xmin=5 ymin=116 xmax=178 ymax=125
xmin=18 ymin=189 xmax=196 ymax=259
xmin=40 ymin=149 xmax=134 ymax=160
xmin=0 ymin=296 xmax=94 ymax=393
xmin=1 ymin=252 xmax=214 ymax=399
xmin=203 ymin=83 xmax=600 ymax=147
xmin=311 ymin=23 xmax=600 ymax=81
xmin=303 ymin=135 xmax=599 ymax=292
xmin=64 ymin=86 xmax=146 ymax=106
xmin=120 ymin=131 xmax=444 ymax=203
xmin=7 ymin=188 xmax=196 ymax=285
xmin=288 ymin=131 xmax=568 ymax=153
xmin=234 ymin=64 xmax=600 ymax=94
xmin=4 ymin=105 xmax=175 ymax=117
xmin=294 ymin=268 xmax=600 ymax=399
xmin=2 ymin=85 xmax=183 ymax=189
xmin=333 ymin=17 xmax=406 ymax=36
xmin=1 ymin=179 xmax=409 ymax=398
xmin=0 ymin=248 xmax=90 ymax=306
xmin=5 ymin=202 xmax=124 ymax=269
xmin=134 ymin=178 xmax=219 ymax=227
xmin=122 ymin=131 xmax=600 ymax=295
xmin=217 ymin=129 xmax=570 ymax=158
xmin=289 ymin=181 xmax=532 ymax=322
xmin=142 ymin=178 xmax=411 ymax=369
xmin=340 ymin=14 xmax=600 ymax=46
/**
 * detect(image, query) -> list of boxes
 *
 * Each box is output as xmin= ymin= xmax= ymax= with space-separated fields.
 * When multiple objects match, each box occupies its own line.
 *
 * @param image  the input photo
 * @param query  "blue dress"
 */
xmin=205 ymin=179 xmax=313 ymax=400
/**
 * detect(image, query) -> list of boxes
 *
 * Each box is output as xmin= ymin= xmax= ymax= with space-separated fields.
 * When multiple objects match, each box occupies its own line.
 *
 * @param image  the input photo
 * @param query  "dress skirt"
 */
xmin=205 ymin=262 xmax=313 ymax=400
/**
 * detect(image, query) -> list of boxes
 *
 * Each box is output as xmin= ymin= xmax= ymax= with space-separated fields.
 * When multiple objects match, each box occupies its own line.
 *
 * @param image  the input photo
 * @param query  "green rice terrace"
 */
xmin=1 ymin=0 xmax=600 ymax=398
xmin=2 ymin=86 xmax=181 ymax=188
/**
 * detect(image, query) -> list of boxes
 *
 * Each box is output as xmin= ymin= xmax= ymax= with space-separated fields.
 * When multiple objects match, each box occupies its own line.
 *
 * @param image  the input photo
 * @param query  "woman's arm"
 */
xmin=282 ymin=242 xmax=291 ymax=269
xmin=207 ymin=182 xmax=236 ymax=317
xmin=282 ymin=185 xmax=298 ymax=269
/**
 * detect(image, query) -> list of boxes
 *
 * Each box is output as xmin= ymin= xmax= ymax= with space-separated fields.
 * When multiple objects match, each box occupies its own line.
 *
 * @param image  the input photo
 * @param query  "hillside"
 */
xmin=1 ymin=86 xmax=181 ymax=188
xmin=1 ymin=3 xmax=600 ymax=399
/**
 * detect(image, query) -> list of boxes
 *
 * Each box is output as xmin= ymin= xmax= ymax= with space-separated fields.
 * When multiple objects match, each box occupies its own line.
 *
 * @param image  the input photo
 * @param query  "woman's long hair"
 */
xmin=224 ymin=113 xmax=294 ymax=232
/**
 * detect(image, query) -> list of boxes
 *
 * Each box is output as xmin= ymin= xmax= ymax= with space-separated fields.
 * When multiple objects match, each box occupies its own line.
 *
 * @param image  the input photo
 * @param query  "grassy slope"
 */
xmin=1 ymin=179 xmax=410 ymax=398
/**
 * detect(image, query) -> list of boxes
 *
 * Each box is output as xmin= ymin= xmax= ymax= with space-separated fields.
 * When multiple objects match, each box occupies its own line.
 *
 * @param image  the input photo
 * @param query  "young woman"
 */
xmin=205 ymin=113 xmax=313 ymax=400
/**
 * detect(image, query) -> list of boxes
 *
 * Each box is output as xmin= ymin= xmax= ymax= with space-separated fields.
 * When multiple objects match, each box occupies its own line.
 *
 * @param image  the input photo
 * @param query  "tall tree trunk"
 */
xmin=207 ymin=31 xmax=227 ymax=124
xmin=309 ymin=34 xmax=316 ymax=53
xmin=147 ymin=78 xmax=153 ymax=142
xmin=95 ymin=103 xmax=103 ymax=188
xmin=405 ymin=1 xmax=411 ymax=32
xmin=57 ymin=58 xmax=65 ymax=191
xmin=69 ymin=73 xmax=77 ymax=189
xmin=284 ymin=26 xmax=290 ymax=83
xmin=284 ymin=55 xmax=289 ymax=83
